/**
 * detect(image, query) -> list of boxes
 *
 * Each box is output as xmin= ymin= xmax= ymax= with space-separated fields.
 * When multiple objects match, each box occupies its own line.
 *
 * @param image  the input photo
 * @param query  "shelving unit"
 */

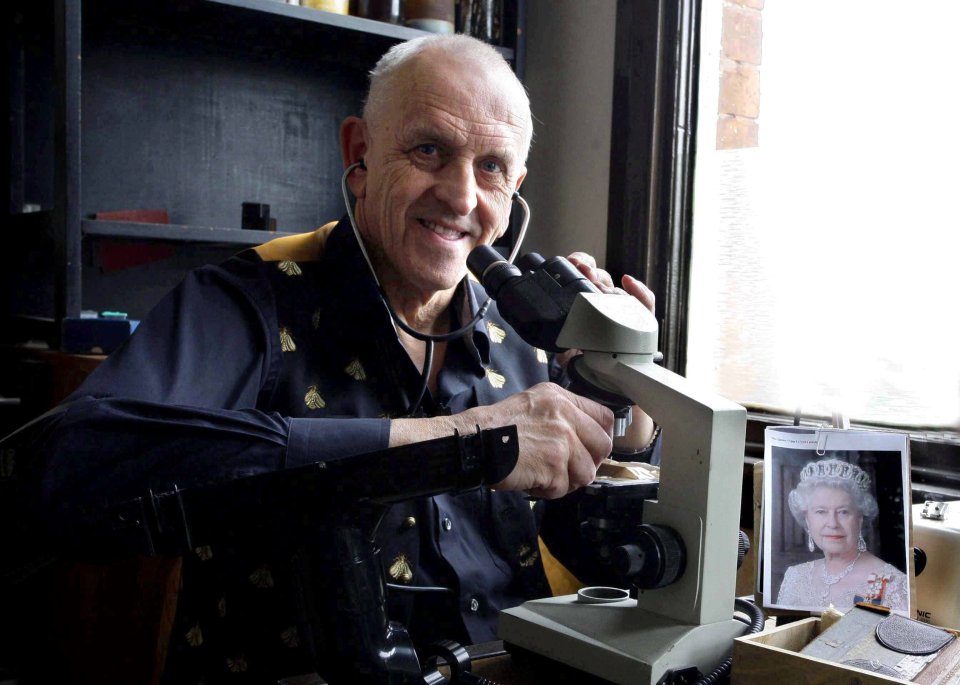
xmin=3 ymin=0 xmax=524 ymax=339
xmin=82 ymin=219 xmax=300 ymax=246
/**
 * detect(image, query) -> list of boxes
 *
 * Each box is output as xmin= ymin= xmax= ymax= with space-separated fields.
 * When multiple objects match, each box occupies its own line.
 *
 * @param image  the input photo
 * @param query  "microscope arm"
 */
xmin=556 ymin=291 xmax=747 ymax=624
xmin=574 ymin=352 xmax=746 ymax=625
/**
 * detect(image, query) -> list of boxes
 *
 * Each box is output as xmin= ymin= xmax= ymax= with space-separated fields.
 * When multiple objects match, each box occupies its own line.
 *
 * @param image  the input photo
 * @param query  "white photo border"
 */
xmin=762 ymin=427 xmax=911 ymax=616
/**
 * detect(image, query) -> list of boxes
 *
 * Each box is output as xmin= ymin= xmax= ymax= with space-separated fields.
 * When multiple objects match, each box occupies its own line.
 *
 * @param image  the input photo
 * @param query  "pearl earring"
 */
xmin=808 ymin=531 xmax=815 ymax=553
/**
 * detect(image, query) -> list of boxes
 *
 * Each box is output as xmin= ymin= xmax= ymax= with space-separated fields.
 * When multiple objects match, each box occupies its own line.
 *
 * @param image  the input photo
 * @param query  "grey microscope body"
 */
xmin=466 ymin=251 xmax=750 ymax=685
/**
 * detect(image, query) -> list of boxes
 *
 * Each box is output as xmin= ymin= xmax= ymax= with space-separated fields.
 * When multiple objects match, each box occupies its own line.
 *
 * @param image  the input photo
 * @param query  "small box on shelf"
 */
xmin=62 ymin=312 xmax=140 ymax=355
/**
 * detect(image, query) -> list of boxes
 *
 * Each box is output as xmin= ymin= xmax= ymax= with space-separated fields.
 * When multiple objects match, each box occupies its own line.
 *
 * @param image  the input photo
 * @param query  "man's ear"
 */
xmin=340 ymin=116 xmax=369 ymax=198
xmin=514 ymin=167 xmax=527 ymax=194
xmin=497 ymin=167 xmax=528 ymax=239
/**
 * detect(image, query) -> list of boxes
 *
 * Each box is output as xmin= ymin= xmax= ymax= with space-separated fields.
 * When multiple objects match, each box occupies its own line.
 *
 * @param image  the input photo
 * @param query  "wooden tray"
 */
xmin=733 ymin=617 xmax=906 ymax=684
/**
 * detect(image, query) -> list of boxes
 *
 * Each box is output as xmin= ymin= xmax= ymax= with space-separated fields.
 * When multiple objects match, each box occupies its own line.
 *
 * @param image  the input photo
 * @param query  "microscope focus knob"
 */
xmin=737 ymin=530 xmax=751 ymax=569
xmin=612 ymin=524 xmax=685 ymax=589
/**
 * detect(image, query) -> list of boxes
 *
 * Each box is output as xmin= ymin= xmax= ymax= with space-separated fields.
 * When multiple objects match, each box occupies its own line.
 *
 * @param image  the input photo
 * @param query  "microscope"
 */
xmin=467 ymin=246 xmax=753 ymax=685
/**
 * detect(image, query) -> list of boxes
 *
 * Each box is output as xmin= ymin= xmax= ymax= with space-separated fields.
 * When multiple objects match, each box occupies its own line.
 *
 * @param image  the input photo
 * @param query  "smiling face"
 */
xmin=805 ymin=486 xmax=862 ymax=556
xmin=348 ymin=49 xmax=529 ymax=301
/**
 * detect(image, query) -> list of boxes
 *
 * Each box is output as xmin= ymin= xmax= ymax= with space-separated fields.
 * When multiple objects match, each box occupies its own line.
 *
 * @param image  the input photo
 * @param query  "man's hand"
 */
xmin=391 ymin=383 xmax=613 ymax=499
xmin=566 ymin=252 xmax=657 ymax=454
xmin=567 ymin=252 xmax=655 ymax=312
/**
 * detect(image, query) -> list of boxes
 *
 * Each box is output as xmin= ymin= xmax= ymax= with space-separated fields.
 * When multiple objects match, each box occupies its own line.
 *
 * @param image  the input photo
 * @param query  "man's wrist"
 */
xmin=388 ymin=412 xmax=479 ymax=448
xmin=611 ymin=423 xmax=660 ymax=457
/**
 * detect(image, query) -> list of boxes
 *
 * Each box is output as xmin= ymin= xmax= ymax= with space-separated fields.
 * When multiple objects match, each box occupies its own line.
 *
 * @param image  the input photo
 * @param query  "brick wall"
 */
xmin=717 ymin=0 xmax=763 ymax=149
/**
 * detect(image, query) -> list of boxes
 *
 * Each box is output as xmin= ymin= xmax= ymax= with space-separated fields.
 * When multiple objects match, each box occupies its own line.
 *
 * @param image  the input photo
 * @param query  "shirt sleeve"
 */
xmin=5 ymin=257 xmax=389 ymax=541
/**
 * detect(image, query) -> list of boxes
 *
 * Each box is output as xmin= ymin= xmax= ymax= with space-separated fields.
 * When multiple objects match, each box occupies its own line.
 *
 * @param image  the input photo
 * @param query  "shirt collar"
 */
xmin=457 ymin=279 xmax=492 ymax=368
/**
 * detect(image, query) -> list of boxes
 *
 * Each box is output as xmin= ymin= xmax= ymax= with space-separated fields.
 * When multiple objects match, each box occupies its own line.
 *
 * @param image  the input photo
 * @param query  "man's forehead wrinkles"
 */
xmin=402 ymin=117 xmax=521 ymax=147
xmin=420 ymin=88 xmax=527 ymax=129
xmin=405 ymin=75 xmax=527 ymax=124
xmin=398 ymin=104 xmax=525 ymax=156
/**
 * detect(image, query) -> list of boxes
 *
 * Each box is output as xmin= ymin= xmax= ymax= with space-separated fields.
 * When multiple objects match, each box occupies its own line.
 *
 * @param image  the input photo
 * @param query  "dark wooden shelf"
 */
xmin=4 ymin=0 xmax=524 ymax=336
xmin=82 ymin=219 xmax=306 ymax=246
xmin=205 ymin=0 xmax=515 ymax=60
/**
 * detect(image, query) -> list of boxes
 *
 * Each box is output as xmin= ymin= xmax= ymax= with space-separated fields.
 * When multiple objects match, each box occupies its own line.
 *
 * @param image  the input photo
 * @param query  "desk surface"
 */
xmin=469 ymin=641 xmax=673 ymax=685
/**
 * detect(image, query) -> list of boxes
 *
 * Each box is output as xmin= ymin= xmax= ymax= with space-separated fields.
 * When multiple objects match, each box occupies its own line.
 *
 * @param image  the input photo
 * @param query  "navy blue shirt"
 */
xmin=23 ymin=220 xmax=562 ymax=682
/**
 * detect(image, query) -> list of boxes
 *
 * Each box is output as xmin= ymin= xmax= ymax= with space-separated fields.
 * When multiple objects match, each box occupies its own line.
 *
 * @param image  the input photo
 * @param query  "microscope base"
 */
xmin=499 ymin=594 xmax=749 ymax=685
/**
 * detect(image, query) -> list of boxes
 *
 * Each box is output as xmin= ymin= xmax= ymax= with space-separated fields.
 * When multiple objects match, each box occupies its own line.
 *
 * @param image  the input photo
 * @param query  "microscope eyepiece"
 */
xmin=467 ymin=245 xmax=522 ymax=298
xmin=515 ymin=252 xmax=545 ymax=272
xmin=467 ymin=245 xmax=601 ymax=352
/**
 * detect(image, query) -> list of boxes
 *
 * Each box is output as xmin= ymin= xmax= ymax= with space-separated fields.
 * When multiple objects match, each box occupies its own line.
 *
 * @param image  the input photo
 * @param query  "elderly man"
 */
xmin=10 ymin=34 xmax=658 ymax=682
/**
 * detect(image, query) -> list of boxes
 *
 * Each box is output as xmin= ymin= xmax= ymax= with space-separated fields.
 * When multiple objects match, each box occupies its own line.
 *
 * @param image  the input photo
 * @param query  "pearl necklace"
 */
xmin=820 ymin=551 xmax=862 ymax=602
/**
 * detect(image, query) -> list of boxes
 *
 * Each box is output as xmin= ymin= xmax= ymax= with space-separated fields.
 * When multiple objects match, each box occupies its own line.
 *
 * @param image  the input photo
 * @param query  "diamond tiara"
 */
xmin=799 ymin=459 xmax=871 ymax=491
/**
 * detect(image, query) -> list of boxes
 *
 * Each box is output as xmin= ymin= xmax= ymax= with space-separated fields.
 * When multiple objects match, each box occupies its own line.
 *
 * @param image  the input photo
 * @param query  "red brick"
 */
xmin=722 ymin=4 xmax=762 ymax=65
xmin=718 ymin=61 xmax=760 ymax=118
xmin=717 ymin=116 xmax=758 ymax=149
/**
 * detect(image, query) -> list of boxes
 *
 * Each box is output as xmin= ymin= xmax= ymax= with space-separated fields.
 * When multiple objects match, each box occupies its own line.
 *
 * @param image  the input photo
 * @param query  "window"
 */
xmin=687 ymin=3 xmax=960 ymax=433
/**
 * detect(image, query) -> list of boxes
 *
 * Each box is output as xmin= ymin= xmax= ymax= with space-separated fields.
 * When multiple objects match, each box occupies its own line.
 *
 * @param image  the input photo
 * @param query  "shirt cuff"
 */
xmin=285 ymin=417 xmax=391 ymax=468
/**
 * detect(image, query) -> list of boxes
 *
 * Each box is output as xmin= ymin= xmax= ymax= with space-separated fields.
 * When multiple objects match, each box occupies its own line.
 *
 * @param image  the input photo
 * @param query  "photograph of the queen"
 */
xmin=776 ymin=458 xmax=908 ymax=611
xmin=763 ymin=427 xmax=912 ymax=615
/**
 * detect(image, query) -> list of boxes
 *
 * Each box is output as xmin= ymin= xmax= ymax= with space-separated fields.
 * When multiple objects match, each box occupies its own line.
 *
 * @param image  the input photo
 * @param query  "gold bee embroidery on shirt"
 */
xmin=280 ymin=626 xmax=300 ymax=648
xmin=226 ymin=655 xmax=248 ymax=673
xmin=186 ymin=623 xmax=203 ymax=647
xmin=312 ymin=308 xmax=322 ymax=329
xmin=388 ymin=553 xmax=414 ymax=584
xmin=536 ymin=348 xmax=548 ymax=364
xmin=277 ymin=260 xmax=302 ymax=276
xmin=485 ymin=368 xmax=506 ymax=389
xmin=279 ymin=327 xmax=296 ymax=352
xmin=518 ymin=544 xmax=540 ymax=568
xmin=218 ymin=596 xmax=227 ymax=618
xmin=194 ymin=545 xmax=213 ymax=561
xmin=249 ymin=564 xmax=274 ymax=589
xmin=344 ymin=357 xmax=367 ymax=381
xmin=486 ymin=322 xmax=507 ymax=343
xmin=304 ymin=385 xmax=326 ymax=410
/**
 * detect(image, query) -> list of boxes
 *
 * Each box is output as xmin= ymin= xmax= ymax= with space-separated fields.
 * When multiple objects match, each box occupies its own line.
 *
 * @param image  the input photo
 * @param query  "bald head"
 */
xmin=363 ymin=35 xmax=533 ymax=160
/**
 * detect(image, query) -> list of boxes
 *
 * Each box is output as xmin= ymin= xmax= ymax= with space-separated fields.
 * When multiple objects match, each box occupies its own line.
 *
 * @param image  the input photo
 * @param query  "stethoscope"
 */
xmin=340 ymin=161 xmax=531 ymax=415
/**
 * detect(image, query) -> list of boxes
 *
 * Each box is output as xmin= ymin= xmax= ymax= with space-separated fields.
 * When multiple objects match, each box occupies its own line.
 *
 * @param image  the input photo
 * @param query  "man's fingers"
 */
xmin=568 ymin=255 xmax=653 ymax=310
xmin=567 ymin=252 xmax=596 ymax=269
xmin=622 ymin=274 xmax=655 ymax=313
xmin=593 ymin=268 xmax=615 ymax=290
xmin=571 ymin=260 xmax=615 ymax=291
xmin=482 ymin=383 xmax=615 ymax=498
xmin=555 ymin=387 xmax=614 ymax=467
xmin=557 ymin=385 xmax=614 ymax=436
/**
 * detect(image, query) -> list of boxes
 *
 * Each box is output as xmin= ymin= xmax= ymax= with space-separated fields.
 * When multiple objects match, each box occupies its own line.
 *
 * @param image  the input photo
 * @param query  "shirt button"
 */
xmin=403 ymin=516 xmax=417 ymax=530
xmin=470 ymin=597 xmax=480 ymax=612
xmin=442 ymin=517 xmax=453 ymax=532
